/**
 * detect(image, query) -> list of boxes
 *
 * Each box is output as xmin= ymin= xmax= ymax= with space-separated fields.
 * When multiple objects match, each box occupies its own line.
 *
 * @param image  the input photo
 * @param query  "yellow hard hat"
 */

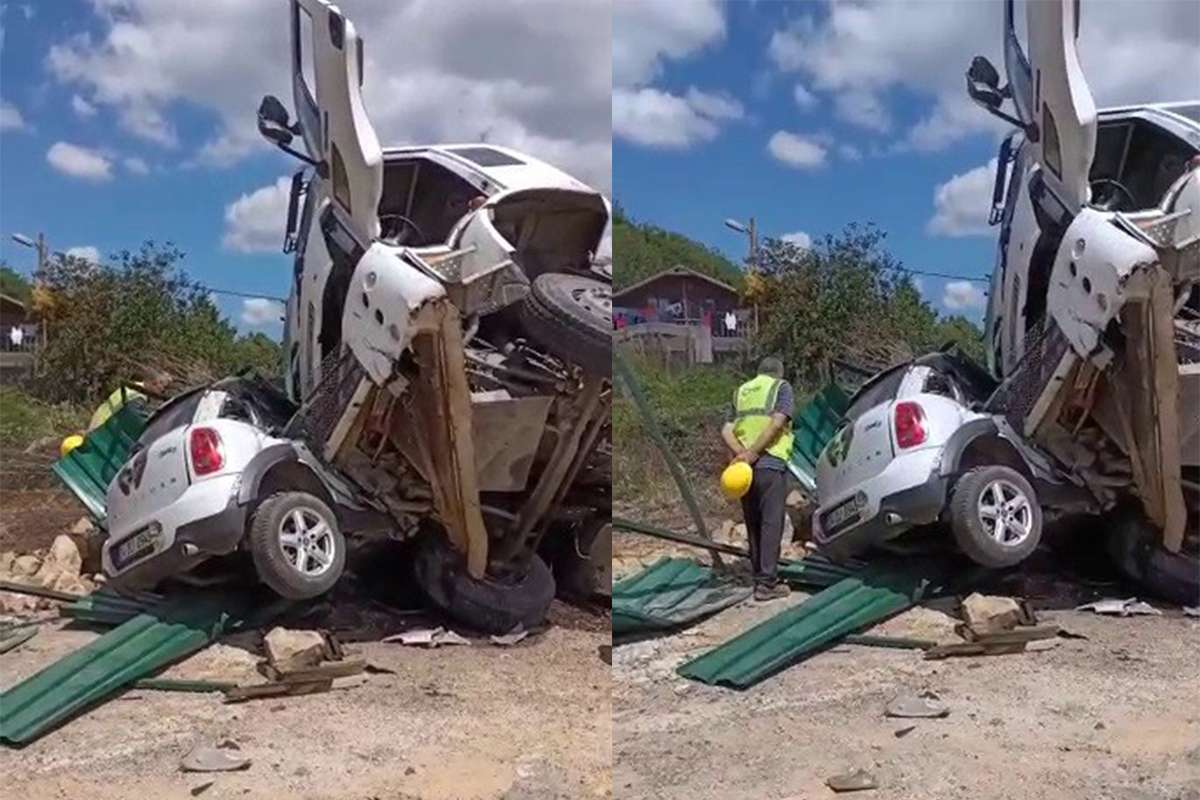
xmin=60 ymin=434 xmax=85 ymax=458
xmin=720 ymin=461 xmax=753 ymax=501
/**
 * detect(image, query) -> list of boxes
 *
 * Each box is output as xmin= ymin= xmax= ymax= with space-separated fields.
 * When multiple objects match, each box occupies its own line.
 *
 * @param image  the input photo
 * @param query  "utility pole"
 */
xmin=10 ymin=231 xmax=52 ymax=349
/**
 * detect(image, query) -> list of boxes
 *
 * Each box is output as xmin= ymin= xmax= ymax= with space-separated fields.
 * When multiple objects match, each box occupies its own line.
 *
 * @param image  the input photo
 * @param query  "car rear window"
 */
xmin=446 ymin=146 xmax=525 ymax=167
xmin=843 ymin=367 xmax=906 ymax=422
xmin=136 ymin=390 xmax=205 ymax=447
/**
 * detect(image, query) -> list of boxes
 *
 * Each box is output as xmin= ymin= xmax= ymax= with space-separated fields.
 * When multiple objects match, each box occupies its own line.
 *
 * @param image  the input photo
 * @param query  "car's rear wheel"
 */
xmin=949 ymin=466 xmax=1042 ymax=568
xmin=248 ymin=492 xmax=346 ymax=599
xmin=413 ymin=535 xmax=556 ymax=634
xmin=520 ymin=273 xmax=611 ymax=377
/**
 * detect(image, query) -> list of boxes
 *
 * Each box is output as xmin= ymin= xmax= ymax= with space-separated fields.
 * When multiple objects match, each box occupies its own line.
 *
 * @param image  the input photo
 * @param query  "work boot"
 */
xmin=753 ymin=582 xmax=791 ymax=602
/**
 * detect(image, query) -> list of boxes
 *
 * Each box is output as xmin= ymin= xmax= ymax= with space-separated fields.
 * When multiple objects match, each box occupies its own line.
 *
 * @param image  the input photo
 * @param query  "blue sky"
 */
xmin=612 ymin=0 xmax=1200 ymax=320
xmin=0 ymin=0 xmax=610 ymax=334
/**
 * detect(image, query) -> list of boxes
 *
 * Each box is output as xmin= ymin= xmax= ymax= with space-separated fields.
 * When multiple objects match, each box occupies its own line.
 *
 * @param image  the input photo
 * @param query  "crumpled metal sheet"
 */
xmin=612 ymin=558 xmax=750 ymax=637
xmin=677 ymin=568 xmax=938 ymax=689
xmin=0 ymin=593 xmax=252 ymax=745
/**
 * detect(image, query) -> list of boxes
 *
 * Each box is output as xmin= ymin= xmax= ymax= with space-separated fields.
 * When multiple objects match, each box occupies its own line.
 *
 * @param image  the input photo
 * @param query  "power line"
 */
xmin=196 ymin=284 xmax=287 ymax=302
xmin=889 ymin=267 xmax=990 ymax=284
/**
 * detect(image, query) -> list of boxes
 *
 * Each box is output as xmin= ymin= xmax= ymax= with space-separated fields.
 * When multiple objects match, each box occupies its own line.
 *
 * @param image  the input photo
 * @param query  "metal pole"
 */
xmin=613 ymin=515 xmax=748 ymax=561
xmin=748 ymin=218 xmax=760 ymax=337
xmin=612 ymin=348 xmax=722 ymax=569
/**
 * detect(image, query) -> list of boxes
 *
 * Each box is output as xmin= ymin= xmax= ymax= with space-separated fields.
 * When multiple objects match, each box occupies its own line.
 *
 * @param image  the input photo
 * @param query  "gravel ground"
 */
xmin=612 ymin=539 xmax=1200 ymax=800
xmin=1 ymin=603 xmax=612 ymax=800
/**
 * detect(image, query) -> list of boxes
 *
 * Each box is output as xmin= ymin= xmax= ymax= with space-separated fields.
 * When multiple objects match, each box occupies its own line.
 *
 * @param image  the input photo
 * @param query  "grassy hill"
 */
xmin=612 ymin=206 xmax=744 ymax=291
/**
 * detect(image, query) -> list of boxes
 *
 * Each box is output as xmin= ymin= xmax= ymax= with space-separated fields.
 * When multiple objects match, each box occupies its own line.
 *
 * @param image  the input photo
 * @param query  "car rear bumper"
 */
xmin=814 ymin=471 xmax=947 ymax=561
xmin=104 ymin=479 xmax=248 ymax=590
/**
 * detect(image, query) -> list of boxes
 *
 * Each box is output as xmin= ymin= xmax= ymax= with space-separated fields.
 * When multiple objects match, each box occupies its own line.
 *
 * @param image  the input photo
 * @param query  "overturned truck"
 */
xmin=967 ymin=0 xmax=1199 ymax=601
xmin=256 ymin=0 xmax=612 ymax=630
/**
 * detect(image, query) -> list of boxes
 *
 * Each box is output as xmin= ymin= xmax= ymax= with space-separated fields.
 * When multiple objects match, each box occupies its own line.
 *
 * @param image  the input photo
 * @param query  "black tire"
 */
xmin=1105 ymin=508 xmax=1200 ymax=606
xmin=553 ymin=519 xmax=612 ymax=599
xmin=248 ymin=492 xmax=346 ymax=599
xmin=413 ymin=536 xmax=556 ymax=634
xmin=520 ymin=273 xmax=611 ymax=377
xmin=949 ymin=466 xmax=1043 ymax=568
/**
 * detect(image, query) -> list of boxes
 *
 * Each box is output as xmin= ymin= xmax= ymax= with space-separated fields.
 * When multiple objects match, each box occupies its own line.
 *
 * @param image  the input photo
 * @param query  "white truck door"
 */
xmin=291 ymin=0 xmax=383 ymax=242
xmin=1025 ymin=0 xmax=1097 ymax=211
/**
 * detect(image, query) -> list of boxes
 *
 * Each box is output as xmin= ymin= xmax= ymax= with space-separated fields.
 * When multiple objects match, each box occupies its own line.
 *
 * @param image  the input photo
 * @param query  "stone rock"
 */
xmin=37 ymin=534 xmax=83 ymax=583
xmin=70 ymin=516 xmax=96 ymax=536
xmin=0 ymin=590 xmax=39 ymax=615
xmin=263 ymin=627 xmax=329 ymax=671
xmin=716 ymin=519 xmax=737 ymax=543
xmin=960 ymin=592 xmax=1021 ymax=635
xmin=12 ymin=555 xmax=41 ymax=577
xmin=785 ymin=489 xmax=810 ymax=509
xmin=0 ymin=550 xmax=15 ymax=575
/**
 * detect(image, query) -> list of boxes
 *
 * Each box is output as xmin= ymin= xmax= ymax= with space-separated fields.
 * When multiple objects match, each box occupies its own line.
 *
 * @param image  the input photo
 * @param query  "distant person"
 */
xmin=87 ymin=369 xmax=172 ymax=432
xmin=9 ymin=325 xmax=23 ymax=350
xmin=721 ymin=356 xmax=795 ymax=601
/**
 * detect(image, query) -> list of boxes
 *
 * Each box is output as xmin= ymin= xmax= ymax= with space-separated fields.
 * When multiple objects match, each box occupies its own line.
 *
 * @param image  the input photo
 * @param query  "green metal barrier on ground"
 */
xmin=788 ymin=382 xmax=850 ymax=492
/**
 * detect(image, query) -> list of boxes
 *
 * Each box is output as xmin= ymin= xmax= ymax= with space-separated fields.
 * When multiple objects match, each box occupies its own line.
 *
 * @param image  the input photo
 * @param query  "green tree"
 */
xmin=612 ymin=206 xmax=744 ymax=291
xmin=0 ymin=264 xmax=32 ymax=303
xmin=32 ymin=242 xmax=282 ymax=403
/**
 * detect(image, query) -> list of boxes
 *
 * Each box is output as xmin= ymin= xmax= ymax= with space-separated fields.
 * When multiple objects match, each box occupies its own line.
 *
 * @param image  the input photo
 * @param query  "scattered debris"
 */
xmin=925 ymin=625 xmax=1060 ymax=659
xmin=382 ymin=627 xmax=470 ymax=648
xmin=0 ymin=624 xmax=38 ymax=655
xmin=190 ymin=780 xmax=215 ymax=796
xmin=960 ymin=592 xmax=1022 ymax=635
xmin=223 ymin=629 xmax=364 ymax=703
xmin=489 ymin=626 xmax=530 ymax=646
xmin=133 ymin=678 xmax=237 ymax=693
xmin=1184 ymin=606 xmax=1200 ymax=618
xmin=1075 ymin=598 xmax=1163 ymax=617
xmin=893 ymin=725 xmax=916 ymax=738
xmin=826 ymin=768 xmax=878 ymax=792
xmin=598 ymin=645 xmax=612 ymax=664
xmin=180 ymin=741 xmax=251 ymax=773
xmin=1025 ymin=638 xmax=1060 ymax=653
xmin=842 ymin=633 xmax=935 ymax=651
xmin=885 ymin=691 xmax=949 ymax=719
xmin=263 ymin=627 xmax=330 ymax=671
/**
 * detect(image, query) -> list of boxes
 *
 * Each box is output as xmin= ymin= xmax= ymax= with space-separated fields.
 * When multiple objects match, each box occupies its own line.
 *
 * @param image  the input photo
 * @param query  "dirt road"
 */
xmin=612 ymin=539 xmax=1200 ymax=800
xmin=2 ymin=603 xmax=611 ymax=800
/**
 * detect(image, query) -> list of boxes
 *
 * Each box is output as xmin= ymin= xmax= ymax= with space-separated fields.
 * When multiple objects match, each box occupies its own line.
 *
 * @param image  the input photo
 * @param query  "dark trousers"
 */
xmin=740 ymin=466 xmax=787 ymax=587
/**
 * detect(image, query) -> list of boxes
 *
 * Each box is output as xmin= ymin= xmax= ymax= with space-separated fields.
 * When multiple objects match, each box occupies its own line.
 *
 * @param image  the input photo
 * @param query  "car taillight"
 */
xmin=894 ymin=401 xmax=926 ymax=449
xmin=189 ymin=427 xmax=224 ymax=475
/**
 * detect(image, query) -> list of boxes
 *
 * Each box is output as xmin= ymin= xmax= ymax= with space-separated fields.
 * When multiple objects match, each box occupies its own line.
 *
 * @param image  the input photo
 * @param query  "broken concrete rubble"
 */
xmin=263 ymin=627 xmax=329 ymax=672
xmin=959 ymin=592 xmax=1022 ymax=635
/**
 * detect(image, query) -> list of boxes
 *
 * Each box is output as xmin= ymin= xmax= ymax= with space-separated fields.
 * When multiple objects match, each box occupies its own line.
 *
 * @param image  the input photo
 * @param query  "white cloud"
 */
xmin=927 ymin=158 xmax=997 ymax=237
xmin=942 ymin=280 xmax=987 ymax=311
xmin=792 ymin=82 xmax=818 ymax=110
xmin=222 ymin=176 xmax=289 ymax=253
xmin=837 ymin=143 xmax=863 ymax=161
xmin=613 ymin=86 xmax=743 ymax=149
xmin=123 ymin=156 xmax=150 ymax=175
xmin=241 ymin=297 xmax=285 ymax=327
xmin=64 ymin=246 xmax=100 ymax=264
xmin=781 ymin=231 xmax=811 ymax=249
xmin=45 ymin=1 xmax=612 ymax=191
xmin=0 ymin=100 xmax=27 ymax=131
xmin=767 ymin=0 xmax=1200 ymax=152
xmin=833 ymin=89 xmax=891 ymax=133
xmin=613 ymin=0 xmax=725 ymax=87
xmin=767 ymin=131 xmax=828 ymax=169
xmin=71 ymin=94 xmax=96 ymax=118
xmin=46 ymin=142 xmax=113 ymax=181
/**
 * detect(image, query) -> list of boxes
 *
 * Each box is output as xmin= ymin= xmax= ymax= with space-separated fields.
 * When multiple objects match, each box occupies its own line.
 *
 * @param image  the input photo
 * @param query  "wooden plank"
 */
xmin=222 ymin=680 xmax=332 ymax=703
xmin=259 ymin=658 xmax=366 ymax=684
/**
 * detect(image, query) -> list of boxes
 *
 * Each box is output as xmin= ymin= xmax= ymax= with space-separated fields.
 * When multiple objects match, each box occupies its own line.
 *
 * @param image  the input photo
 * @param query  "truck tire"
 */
xmin=553 ymin=518 xmax=612 ymax=599
xmin=248 ymin=492 xmax=346 ymax=599
xmin=520 ymin=273 xmax=611 ymax=377
xmin=1105 ymin=508 xmax=1200 ymax=606
xmin=414 ymin=536 xmax=556 ymax=634
xmin=949 ymin=466 xmax=1043 ymax=568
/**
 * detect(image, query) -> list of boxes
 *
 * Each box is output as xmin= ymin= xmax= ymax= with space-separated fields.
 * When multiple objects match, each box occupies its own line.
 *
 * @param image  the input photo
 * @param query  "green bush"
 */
xmin=0 ymin=387 xmax=88 ymax=450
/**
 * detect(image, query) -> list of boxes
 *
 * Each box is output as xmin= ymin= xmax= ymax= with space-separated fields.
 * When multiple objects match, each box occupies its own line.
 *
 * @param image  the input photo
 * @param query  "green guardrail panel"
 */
xmin=788 ymin=382 xmax=850 ymax=490
xmin=50 ymin=402 xmax=150 ymax=522
xmin=613 ymin=558 xmax=751 ymax=637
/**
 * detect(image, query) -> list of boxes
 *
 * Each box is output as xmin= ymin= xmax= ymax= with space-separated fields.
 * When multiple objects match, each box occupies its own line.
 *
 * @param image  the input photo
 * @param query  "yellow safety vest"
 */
xmin=87 ymin=384 xmax=147 ymax=432
xmin=732 ymin=374 xmax=793 ymax=462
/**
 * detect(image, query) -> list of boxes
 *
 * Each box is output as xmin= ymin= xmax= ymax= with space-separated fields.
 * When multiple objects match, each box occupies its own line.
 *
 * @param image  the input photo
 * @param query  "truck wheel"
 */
xmin=553 ymin=518 xmax=612 ymax=599
xmin=248 ymin=492 xmax=346 ymax=599
xmin=949 ymin=466 xmax=1042 ymax=568
xmin=414 ymin=536 xmax=556 ymax=634
xmin=1105 ymin=508 xmax=1200 ymax=606
xmin=520 ymin=273 xmax=611 ymax=377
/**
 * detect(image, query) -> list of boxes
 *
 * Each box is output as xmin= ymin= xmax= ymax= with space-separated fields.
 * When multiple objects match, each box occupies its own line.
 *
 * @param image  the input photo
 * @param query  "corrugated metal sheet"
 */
xmin=61 ymin=587 xmax=165 ymax=626
xmin=0 ymin=593 xmax=250 ymax=745
xmin=788 ymin=383 xmax=850 ymax=490
xmin=51 ymin=403 xmax=148 ymax=521
xmin=777 ymin=554 xmax=864 ymax=588
xmin=612 ymin=558 xmax=750 ymax=636
xmin=677 ymin=569 xmax=936 ymax=689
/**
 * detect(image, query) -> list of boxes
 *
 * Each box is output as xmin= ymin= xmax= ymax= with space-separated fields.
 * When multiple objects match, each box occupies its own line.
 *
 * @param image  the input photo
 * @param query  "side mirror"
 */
xmin=257 ymin=95 xmax=294 ymax=147
xmin=966 ymin=56 xmax=1004 ymax=110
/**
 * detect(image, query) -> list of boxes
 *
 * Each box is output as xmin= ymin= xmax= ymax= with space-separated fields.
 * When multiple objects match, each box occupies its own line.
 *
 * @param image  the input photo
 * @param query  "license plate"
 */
xmin=115 ymin=525 xmax=161 ymax=568
xmin=824 ymin=495 xmax=864 ymax=533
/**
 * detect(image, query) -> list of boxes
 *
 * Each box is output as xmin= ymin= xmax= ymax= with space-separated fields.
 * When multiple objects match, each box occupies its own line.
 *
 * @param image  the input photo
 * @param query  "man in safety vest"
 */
xmin=722 ymin=356 xmax=795 ymax=601
xmin=87 ymin=370 xmax=171 ymax=432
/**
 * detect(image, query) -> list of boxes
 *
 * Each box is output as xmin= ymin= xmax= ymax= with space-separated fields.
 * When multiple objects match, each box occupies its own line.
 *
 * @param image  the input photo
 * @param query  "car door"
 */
xmin=291 ymin=0 xmax=383 ymax=242
xmin=1013 ymin=0 xmax=1097 ymax=211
